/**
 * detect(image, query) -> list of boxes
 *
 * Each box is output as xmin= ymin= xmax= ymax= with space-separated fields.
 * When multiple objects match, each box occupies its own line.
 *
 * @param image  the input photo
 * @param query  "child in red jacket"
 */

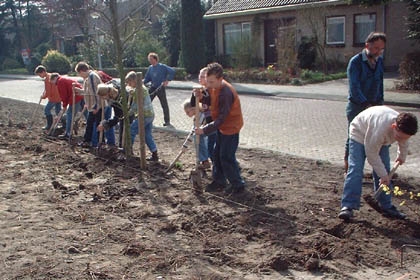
xmin=50 ymin=73 xmax=86 ymax=139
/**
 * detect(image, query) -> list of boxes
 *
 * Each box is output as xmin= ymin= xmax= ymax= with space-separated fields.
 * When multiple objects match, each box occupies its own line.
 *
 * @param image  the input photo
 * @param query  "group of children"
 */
xmin=36 ymin=62 xmax=246 ymax=194
xmin=36 ymin=63 xmax=159 ymax=161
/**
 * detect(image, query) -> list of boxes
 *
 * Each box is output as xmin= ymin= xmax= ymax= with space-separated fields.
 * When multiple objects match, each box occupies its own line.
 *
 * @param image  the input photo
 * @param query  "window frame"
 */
xmin=223 ymin=21 xmax=252 ymax=55
xmin=325 ymin=16 xmax=346 ymax=46
xmin=353 ymin=13 xmax=377 ymax=47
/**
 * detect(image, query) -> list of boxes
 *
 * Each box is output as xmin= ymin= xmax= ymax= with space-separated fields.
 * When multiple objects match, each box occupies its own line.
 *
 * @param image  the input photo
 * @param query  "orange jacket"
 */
xmin=207 ymin=80 xmax=243 ymax=135
xmin=42 ymin=73 xmax=61 ymax=103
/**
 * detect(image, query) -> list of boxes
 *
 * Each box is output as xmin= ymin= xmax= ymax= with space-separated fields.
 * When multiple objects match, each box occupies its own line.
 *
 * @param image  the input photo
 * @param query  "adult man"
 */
xmin=339 ymin=106 xmax=418 ymax=221
xmin=143 ymin=52 xmax=175 ymax=126
xmin=195 ymin=62 xmax=245 ymax=194
xmin=34 ymin=65 xmax=62 ymax=131
xmin=50 ymin=73 xmax=85 ymax=140
xmin=344 ymin=32 xmax=386 ymax=172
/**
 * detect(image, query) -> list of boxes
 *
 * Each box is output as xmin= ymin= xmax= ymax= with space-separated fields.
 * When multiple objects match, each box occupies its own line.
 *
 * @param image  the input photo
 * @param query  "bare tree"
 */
xmin=90 ymin=0 xmax=158 ymax=156
xmin=297 ymin=6 xmax=330 ymax=73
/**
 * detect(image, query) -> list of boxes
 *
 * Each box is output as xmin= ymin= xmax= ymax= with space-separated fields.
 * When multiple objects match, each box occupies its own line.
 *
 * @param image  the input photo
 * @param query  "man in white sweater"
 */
xmin=339 ymin=106 xmax=418 ymax=221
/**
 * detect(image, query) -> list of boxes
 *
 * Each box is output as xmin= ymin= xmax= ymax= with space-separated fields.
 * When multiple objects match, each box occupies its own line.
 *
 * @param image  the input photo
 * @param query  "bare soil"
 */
xmin=1 ymin=97 xmax=420 ymax=279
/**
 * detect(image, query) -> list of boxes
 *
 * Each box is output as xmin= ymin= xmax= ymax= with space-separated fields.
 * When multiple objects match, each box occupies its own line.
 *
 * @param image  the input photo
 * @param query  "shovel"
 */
xmin=28 ymin=94 xmax=43 ymax=130
xmin=190 ymin=86 xmax=203 ymax=189
xmin=69 ymin=87 xmax=77 ymax=144
xmin=364 ymin=161 xmax=400 ymax=213
xmin=373 ymin=161 xmax=400 ymax=201
xmin=165 ymin=128 xmax=194 ymax=173
xmin=47 ymin=108 xmax=66 ymax=137
xmin=73 ymin=106 xmax=86 ymax=136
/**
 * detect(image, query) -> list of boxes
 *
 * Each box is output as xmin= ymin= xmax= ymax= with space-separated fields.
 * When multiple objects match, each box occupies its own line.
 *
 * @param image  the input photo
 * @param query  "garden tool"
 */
xmin=28 ymin=93 xmax=43 ymax=130
xmin=69 ymin=87 xmax=76 ymax=144
xmin=373 ymin=161 xmax=400 ymax=201
xmin=147 ymin=84 xmax=164 ymax=97
xmin=165 ymin=128 xmax=194 ymax=173
xmin=364 ymin=161 xmax=401 ymax=213
xmin=47 ymin=108 xmax=66 ymax=137
xmin=72 ymin=106 xmax=86 ymax=136
xmin=190 ymin=86 xmax=204 ymax=189
xmin=98 ymin=98 xmax=105 ymax=148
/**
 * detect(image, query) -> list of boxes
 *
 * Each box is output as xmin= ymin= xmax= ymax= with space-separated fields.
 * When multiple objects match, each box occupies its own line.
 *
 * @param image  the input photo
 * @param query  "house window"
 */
xmin=326 ymin=16 xmax=345 ymax=45
xmin=223 ymin=22 xmax=251 ymax=55
xmin=354 ymin=13 xmax=376 ymax=45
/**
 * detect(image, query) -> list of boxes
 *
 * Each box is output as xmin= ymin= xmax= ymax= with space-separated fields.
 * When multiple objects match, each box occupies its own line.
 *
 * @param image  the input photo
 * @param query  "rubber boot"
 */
xmin=60 ymin=115 xmax=66 ymax=129
xmin=147 ymin=151 xmax=159 ymax=161
xmin=43 ymin=115 xmax=53 ymax=130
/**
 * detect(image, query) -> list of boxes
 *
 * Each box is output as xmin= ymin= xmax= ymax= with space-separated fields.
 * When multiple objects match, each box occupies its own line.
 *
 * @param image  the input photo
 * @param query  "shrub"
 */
xmin=35 ymin=42 xmax=53 ymax=58
xmin=399 ymin=51 xmax=420 ymax=91
xmin=132 ymin=30 xmax=169 ymax=67
xmin=300 ymin=69 xmax=346 ymax=83
xmin=2 ymin=57 xmax=22 ymax=70
xmin=41 ymin=50 xmax=71 ymax=74
xmin=297 ymin=36 xmax=316 ymax=70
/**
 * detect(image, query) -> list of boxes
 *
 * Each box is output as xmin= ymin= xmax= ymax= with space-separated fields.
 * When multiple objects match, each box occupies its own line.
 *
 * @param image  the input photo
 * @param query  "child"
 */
xmin=34 ymin=65 xmax=62 ymax=131
xmin=74 ymin=61 xmax=115 ymax=147
xmin=125 ymin=71 xmax=159 ymax=161
xmin=182 ymin=99 xmax=211 ymax=170
xmin=339 ymin=106 xmax=418 ymax=221
xmin=192 ymin=67 xmax=216 ymax=164
xmin=96 ymin=83 xmax=123 ymax=133
xmin=50 ymin=73 xmax=86 ymax=139
xmin=195 ymin=63 xmax=245 ymax=194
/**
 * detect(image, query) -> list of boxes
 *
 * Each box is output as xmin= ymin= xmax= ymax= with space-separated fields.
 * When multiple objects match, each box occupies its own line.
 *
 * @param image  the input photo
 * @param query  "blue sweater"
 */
xmin=144 ymin=63 xmax=175 ymax=88
xmin=347 ymin=51 xmax=384 ymax=105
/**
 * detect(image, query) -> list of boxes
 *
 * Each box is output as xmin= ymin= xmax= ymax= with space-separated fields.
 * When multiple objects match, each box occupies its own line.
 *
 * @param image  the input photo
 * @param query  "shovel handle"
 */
xmin=389 ymin=161 xmax=400 ymax=177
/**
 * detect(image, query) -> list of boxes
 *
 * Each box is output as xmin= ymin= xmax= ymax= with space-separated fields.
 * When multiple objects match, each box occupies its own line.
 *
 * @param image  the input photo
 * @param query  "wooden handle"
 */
xmin=194 ymin=90 xmax=200 ymax=167
xmin=389 ymin=162 xmax=400 ymax=177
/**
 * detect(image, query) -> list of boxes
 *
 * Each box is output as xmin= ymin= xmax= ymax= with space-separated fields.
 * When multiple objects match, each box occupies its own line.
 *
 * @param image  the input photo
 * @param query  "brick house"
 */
xmin=204 ymin=0 xmax=418 ymax=71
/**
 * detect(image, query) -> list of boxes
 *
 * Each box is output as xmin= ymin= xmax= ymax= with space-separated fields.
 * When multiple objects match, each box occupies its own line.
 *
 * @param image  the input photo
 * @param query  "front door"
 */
xmin=264 ymin=20 xmax=278 ymax=66
xmin=264 ymin=18 xmax=297 ymax=66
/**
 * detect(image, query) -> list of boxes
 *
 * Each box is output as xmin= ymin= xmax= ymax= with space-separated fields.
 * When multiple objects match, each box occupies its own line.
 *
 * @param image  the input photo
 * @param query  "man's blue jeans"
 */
xmin=130 ymin=116 xmax=157 ymax=153
xmin=44 ymin=101 xmax=61 ymax=116
xmin=344 ymin=101 xmax=366 ymax=160
xmin=212 ymin=131 xmax=244 ymax=188
xmin=341 ymin=139 xmax=392 ymax=210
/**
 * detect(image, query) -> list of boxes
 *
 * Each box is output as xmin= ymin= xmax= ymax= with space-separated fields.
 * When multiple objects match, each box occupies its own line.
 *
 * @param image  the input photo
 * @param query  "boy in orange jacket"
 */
xmin=34 ymin=65 xmax=62 ymax=131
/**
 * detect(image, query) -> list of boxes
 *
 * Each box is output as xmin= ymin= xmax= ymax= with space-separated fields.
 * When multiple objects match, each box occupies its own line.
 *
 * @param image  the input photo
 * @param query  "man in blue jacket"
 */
xmin=144 ymin=52 xmax=175 ymax=127
xmin=344 ymin=32 xmax=386 ymax=173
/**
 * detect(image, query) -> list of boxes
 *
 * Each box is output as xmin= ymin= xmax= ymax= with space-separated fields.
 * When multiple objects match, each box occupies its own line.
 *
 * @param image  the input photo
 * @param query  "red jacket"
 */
xmin=56 ymin=76 xmax=83 ymax=108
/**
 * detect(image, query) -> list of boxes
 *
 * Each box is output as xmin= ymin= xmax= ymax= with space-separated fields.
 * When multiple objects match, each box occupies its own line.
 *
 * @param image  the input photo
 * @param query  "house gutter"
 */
xmin=203 ymin=0 xmax=348 ymax=19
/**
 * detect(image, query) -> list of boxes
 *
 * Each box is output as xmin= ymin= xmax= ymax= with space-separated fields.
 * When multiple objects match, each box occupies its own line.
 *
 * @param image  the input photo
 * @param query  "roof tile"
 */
xmin=206 ymin=0 xmax=323 ymax=15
